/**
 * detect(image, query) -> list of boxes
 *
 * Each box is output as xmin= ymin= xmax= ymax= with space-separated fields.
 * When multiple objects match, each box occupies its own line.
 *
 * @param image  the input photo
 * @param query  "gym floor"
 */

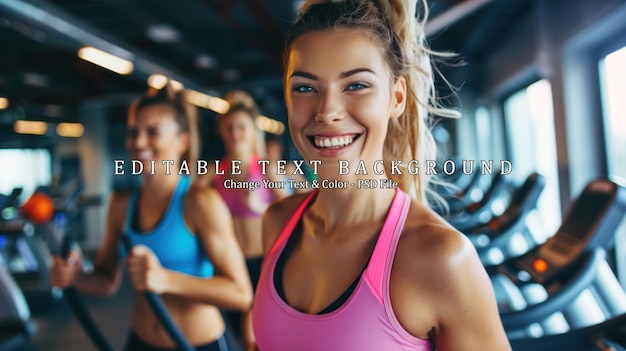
xmin=21 ymin=275 xmax=245 ymax=351
xmin=22 ymin=277 xmax=133 ymax=351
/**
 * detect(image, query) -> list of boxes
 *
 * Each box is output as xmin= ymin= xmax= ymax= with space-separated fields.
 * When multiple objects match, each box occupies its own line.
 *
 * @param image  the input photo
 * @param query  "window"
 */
xmin=599 ymin=45 xmax=626 ymax=290
xmin=0 ymin=149 xmax=52 ymax=203
xmin=475 ymin=106 xmax=492 ymax=160
xmin=504 ymin=79 xmax=561 ymax=234
xmin=599 ymin=46 xmax=626 ymax=184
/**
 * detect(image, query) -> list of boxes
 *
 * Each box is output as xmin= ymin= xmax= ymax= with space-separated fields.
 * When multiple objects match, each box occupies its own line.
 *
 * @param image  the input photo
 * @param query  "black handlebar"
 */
xmin=59 ymin=234 xmax=195 ymax=351
xmin=60 ymin=235 xmax=114 ymax=351
xmin=121 ymin=235 xmax=195 ymax=351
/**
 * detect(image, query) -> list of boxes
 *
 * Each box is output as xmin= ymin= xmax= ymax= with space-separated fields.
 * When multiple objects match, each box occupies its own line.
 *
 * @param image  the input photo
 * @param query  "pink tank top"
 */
xmin=252 ymin=189 xmax=434 ymax=351
xmin=213 ymin=156 xmax=273 ymax=218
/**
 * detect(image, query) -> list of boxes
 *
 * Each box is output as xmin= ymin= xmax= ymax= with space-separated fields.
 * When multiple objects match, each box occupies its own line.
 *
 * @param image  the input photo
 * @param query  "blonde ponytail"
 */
xmin=378 ymin=0 xmax=460 ymax=203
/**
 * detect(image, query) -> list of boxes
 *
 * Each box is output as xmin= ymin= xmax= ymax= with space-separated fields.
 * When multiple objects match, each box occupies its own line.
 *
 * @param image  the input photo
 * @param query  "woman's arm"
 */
xmin=392 ymin=200 xmax=510 ymax=351
xmin=51 ymin=192 xmax=126 ymax=297
xmin=194 ymin=161 xmax=217 ymax=188
xmin=423 ymin=229 xmax=511 ymax=351
xmin=129 ymin=186 xmax=253 ymax=311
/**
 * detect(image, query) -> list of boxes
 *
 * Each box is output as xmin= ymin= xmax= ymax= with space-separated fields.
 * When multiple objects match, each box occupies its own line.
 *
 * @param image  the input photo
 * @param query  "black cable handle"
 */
xmin=60 ymin=235 xmax=114 ymax=351
xmin=121 ymin=235 xmax=195 ymax=351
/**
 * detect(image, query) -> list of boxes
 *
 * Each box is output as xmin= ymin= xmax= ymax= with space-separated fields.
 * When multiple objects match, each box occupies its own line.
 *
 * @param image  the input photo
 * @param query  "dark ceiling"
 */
xmin=0 ymin=0 xmax=533 ymax=146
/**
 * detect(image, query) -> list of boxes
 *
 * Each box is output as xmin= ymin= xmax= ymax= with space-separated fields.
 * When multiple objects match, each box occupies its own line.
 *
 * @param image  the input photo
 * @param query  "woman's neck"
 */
xmin=140 ymin=173 xmax=180 ymax=198
xmin=228 ymin=149 xmax=254 ymax=163
xmin=307 ymin=185 xmax=397 ymax=238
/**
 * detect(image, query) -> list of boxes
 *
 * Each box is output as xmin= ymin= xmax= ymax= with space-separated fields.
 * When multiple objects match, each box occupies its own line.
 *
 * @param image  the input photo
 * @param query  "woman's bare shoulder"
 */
xmin=396 ymin=200 xmax=479 ymax=285
xmin=186 ymin=182 xmax=223 ymax=205
xmin=394 ymin=201 xmax=510 ymax=349
xmin=184 ymin=183 xmax=232 ymax=224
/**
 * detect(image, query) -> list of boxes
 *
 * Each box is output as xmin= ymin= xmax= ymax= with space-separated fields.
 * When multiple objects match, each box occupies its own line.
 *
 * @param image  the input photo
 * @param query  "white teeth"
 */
xmin=313 ymin=135 xmax=355 ymax=148
xmin=137 ymin=151 xmax=153 ymax=159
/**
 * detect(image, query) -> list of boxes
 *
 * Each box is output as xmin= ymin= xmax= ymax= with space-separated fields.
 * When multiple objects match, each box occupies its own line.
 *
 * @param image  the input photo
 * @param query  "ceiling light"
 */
xmin=148 ymin=75 xmax=184 ymax=91
xmin=56 ymin=122 xmax=84 ymax=138
xmin=184 ymin=90 xmax=229 ymax=114
xmin=78 ymin=46 xmax=134 ymax=75
xmin=0 ymin=98 xmax=8 ymax=110
xmin=206 ymin=97 xmax=229 ymax=114
xmin=256 ymin=115 xmax=285 ymax=135
xmin=23 ymin=72 xmax=49 ymax=87
xmin=14 ymin=120 xmax=47 ymax=135
xmin=147 ymin=24 xmax=180 ymax=44
xmin=170 ymin=80 xmax=184 ymax=91
xmin=147 ymin=74 xmax=168 ymax=89
xmin=222 ymin=69 xmax=240 ymax=82
xmin=195 ymin=54 xmax=216 ymax=70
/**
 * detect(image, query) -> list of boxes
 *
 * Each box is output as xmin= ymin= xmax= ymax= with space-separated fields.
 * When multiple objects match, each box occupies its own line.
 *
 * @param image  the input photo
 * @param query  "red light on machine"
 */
xmin=468 ymin=202 xmax=480 ymax=212
xmin=533 ymin=258 xmax=549 ymax=274
xmin=487 ymin=219 xmax=499 ymax=231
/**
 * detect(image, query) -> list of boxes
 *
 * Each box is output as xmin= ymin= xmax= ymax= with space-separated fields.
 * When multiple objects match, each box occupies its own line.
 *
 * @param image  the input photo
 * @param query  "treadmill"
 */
xmin=0 ymin=220 xmax=54 ymax=303
xmin=465 ymin=173 xmax=547 ymax=265
xmin=0 ymin=222 xmax=36 ymax=351
xmin=435 ymin=170 xmax=488 ymax=216
xmin=489 ymin=179 xmax=626 ymax=340
xmin=510 ymin=312 xmax=626 ymax=351
xmin=447 ymin=172 xmax=514 ymax=229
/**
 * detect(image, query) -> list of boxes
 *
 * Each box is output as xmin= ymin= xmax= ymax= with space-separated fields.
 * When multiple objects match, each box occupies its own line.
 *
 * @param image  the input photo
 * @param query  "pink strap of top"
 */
xmin=268 ymin=188 xmax=410 ymax=302
xmin=367 ymin=188 xmax=411 ymax=303
xmin=266 ymin=189 xmax=317 ymax=258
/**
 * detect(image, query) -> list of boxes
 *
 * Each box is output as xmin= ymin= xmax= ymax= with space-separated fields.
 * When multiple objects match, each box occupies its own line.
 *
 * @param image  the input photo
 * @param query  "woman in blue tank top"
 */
xmin=50 ymin=82 xmax=253 ymax=351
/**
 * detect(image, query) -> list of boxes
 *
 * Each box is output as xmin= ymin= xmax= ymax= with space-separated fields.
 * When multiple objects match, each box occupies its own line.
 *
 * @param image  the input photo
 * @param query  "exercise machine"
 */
xmin=434 ymin=170 xmax=488 ymax=216
xmin=490 ymin=179 xmax=626 ymax=340
xmin=57 ymin=232 xmax=200 ymax=351
xmin=0 ymin=216 xmax=55 ymax=303
xmin=465 ymin=173 xmax=548 ymax=265
xmin=510 ymin=312 xmax=626 ymax=351
xmin=0 ymin=221 xmax=37 ymax=351
xmin=0 ymin=189 xmax=22 ymax=223
xmin=446 ymin=172 xmax=513 ymax=230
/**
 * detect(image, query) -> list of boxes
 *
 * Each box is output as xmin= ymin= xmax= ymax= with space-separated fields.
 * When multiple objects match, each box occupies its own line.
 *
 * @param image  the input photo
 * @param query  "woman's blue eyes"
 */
xmin=294 ymin=85 xmax=314 ymax=93
xmin=347 ymin=82 xmax=368 ymax=90
xmin=292 ymin=82 xmax=370 ymax=93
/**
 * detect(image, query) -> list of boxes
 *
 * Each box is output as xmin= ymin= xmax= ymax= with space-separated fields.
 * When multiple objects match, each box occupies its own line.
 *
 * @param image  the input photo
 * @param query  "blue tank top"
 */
xmin=122 ymin=176 xmax=214 ymax=278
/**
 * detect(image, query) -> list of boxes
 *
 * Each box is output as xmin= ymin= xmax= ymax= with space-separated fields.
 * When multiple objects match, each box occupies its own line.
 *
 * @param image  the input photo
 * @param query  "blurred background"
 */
xmin=1 ymin=0 xmax=626 ymax=350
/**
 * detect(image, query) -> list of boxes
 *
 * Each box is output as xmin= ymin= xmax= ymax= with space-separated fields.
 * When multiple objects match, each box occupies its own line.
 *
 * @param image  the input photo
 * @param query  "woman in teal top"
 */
xmin=50 ymin=82 xmax=253 ymax=351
